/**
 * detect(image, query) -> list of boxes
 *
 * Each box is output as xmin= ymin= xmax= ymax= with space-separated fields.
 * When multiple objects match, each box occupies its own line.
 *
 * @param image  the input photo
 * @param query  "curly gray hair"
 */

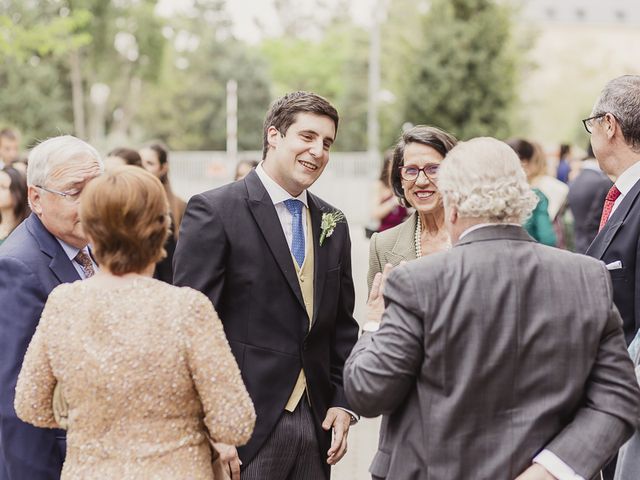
xmin=438 ymin=137 xmax=538 ymax=223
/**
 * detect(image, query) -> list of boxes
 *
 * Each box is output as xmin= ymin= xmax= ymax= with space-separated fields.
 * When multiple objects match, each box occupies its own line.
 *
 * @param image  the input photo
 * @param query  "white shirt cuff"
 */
xmin=533 ymin=449 xmax=586 ymax=480
xmin=337 ymin=407 xmax=360 ymax=424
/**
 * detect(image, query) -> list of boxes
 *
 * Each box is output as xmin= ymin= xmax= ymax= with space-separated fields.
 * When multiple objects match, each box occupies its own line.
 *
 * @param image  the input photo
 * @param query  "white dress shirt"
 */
xmin=255 ymin=162 xmax=309 ymax=251
xmin=610 ymin=160 xmax=640 ymax=217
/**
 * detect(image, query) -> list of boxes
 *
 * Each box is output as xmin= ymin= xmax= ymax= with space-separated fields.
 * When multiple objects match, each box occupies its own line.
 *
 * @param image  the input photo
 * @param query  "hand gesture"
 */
xmin=322 ymin=408 xmax=352 ymax=465
xmin=366 ymin=263 xmax=394 ymax=324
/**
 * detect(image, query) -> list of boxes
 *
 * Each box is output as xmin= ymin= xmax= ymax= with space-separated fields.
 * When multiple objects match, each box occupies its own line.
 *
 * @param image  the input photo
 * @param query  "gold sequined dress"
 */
xmin=15 ymin=277 xmax=255 ymax=479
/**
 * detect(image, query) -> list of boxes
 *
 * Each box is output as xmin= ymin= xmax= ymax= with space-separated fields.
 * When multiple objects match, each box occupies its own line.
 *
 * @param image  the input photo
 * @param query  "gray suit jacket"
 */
xmin=345 ymin=224 xmax=640 ymax=480
xmin=614 ymin=332 xmax=640 ymax=480
xmin=368 ymin=213 xmax=417 ymax=293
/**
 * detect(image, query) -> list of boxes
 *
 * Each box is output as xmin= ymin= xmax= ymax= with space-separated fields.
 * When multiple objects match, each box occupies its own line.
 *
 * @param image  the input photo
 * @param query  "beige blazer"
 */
xmin=368 ymin=212 xmax=418 ymax=293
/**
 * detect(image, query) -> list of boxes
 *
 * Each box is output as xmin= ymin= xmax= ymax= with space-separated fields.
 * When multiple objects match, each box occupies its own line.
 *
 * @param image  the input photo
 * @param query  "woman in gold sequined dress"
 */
xmin=15 ymin=166 xmax=255 ymax=479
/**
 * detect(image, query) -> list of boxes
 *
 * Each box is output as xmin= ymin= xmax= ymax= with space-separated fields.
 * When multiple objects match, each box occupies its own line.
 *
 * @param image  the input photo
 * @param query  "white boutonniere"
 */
xmin=320 ymin=210 xmax=345 ymax=246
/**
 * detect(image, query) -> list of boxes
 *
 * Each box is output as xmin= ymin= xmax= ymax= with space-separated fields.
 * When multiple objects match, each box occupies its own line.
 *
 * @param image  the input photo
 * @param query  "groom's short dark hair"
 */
xmin=262 ymin=91 xmax=339 ymax=160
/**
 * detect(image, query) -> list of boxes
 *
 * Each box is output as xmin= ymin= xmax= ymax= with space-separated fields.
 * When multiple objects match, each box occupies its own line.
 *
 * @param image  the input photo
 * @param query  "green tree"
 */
xmin=402 ymin=0 xmax=520 ymax=140
xmin=260 ymin=21 xmax=369 ymax=151
xmin=136 ymin=1 xmax=272 ymax=150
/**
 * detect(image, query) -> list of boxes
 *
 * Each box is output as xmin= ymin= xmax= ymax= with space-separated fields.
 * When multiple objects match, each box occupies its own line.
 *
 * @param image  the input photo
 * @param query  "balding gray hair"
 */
xmin=27 ymin=135 xmax=103 ymax=187
xmin=593 ymin=75 xmax=640 ymax=152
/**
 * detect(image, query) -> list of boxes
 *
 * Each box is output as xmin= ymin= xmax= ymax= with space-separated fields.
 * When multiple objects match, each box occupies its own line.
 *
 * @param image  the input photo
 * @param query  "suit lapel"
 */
xmin=245 ymin=172 xmax=306 ymax=310
xmin=388 ymin=213 xmax=418 ymax=264
xmin=587 ymin=179 xmax=640 ymax=259
xmin=309 ymin=195 xmax=328 ymax=326
xmin=26 ymin=214 xmax=81 ymax=284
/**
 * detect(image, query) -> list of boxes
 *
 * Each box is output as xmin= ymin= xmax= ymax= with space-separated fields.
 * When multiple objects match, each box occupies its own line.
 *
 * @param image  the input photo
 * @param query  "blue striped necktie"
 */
xmin=283 ymin=199 xmax=305 ymax=268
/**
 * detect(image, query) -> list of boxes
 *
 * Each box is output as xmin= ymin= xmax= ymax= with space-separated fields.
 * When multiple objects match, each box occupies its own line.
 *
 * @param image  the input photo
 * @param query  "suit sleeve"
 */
xmin=183 ymin=291 xmax=255 ymax=445
xmin=14 ymin=299 xmax=58 ymax=428
xmin=545 ymin=265 xmax=640 ymax=478
xmin=0 ymin=256 xmax=64 ymax=479
xmin=329 ymin=222 xmax=360 ymax=409
xmin=173 ymin=193 xmax=229 ymax=307
xmin=367 ymin=232 xmax=382 ymax=295
xmin=344 ymin=265 xmax=424 ymax=417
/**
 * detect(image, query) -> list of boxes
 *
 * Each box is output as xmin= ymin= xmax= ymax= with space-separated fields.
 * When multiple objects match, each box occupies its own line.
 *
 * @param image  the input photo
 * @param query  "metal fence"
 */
xmin=169 ymin=151 xmax=380 ymax=226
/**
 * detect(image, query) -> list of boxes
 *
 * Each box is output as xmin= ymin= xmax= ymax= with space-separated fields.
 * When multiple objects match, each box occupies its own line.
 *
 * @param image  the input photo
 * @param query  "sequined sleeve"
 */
xmin=182 ymin=290 xmax=256 ymax=445
xmin=14 ymin=296 xmax=59 ymax=428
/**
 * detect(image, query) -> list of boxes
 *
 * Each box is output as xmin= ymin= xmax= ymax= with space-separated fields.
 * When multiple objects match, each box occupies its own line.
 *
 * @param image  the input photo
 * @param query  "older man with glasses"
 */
xmin=0 ymin=135 xmax=103 ymax=480
xmin=581 ymin=75 xmax=640 ymax=480
xmin=583 ymin=76 xmax=640 ymax=346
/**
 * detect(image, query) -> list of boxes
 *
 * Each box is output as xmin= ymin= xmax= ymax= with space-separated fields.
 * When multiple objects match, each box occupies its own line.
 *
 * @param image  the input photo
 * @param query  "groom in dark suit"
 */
xmin=174 ymin=91 xmax=359 ymax=479
xmin=0 ymin=135 xmax=103 ymax=480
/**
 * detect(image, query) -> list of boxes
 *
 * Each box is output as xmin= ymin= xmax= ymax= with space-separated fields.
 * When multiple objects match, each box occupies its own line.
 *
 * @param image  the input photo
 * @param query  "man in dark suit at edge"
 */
xmin=0 ymin=135 xmax=103 ymax=479
xmin=585 ymin=75 xmax=640 ymax=480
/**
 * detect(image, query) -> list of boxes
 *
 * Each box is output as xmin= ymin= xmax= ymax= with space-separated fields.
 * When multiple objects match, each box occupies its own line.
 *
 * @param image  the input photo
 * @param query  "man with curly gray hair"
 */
xmin=344 ymin=137 xmax=640 ymax=480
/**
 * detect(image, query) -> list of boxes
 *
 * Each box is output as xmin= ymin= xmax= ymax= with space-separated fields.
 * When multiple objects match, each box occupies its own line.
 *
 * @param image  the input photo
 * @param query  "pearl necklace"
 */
xmin=415 ymin=216 xmax=452 ymax=258
xmin=415 ymin=216 xmax=422 ymax=258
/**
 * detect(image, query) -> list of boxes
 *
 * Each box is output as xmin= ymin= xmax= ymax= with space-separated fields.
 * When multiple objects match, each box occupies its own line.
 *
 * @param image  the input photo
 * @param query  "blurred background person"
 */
xmin=140 ymin=143 xmax=185 ymax=283
xmin=507 ymin=138 xmax=558 ymax=247
xmin=0 ymin=128 xmax=21 ymax=168
xmin=370 ymin=150 xmax=408 ymax=234
xmin=15 ymin=166 xmax=255 ymax=479
xmin=10 ymin=156 xmax=28 ymax=175
xmin=234 ymin=159 xmax=258 ymax=181
xmin=0 ymin=167 xmax=30 ymax=245
xmin=140 ymin=143 xmax=186 ymax=231
xmin=367 ymin=126 xmax=457 ymax=293
xmin=557 ymin=143 xmax=572 ymax=184
xmin=104 ymin=147 xmax=143 ymax=170
xmin=568 ymin=144 xmax=613 ymax=253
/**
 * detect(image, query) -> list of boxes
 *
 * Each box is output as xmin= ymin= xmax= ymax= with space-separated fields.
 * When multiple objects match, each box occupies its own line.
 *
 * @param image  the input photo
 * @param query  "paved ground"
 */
xmin=331 ymin=225 xmax=380 ymax=480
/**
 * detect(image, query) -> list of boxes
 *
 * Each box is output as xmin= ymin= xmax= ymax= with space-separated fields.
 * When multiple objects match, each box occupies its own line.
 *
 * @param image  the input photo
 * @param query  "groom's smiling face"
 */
xmin=264 ymin=112 xmax=335 ymax=197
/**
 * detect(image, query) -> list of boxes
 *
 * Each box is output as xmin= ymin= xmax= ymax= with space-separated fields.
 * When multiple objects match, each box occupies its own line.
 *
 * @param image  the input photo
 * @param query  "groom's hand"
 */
xmin=322 ymin=407 xmax=351 ymax=465
xmin=213 ymin=442 xmax=241 ymax=480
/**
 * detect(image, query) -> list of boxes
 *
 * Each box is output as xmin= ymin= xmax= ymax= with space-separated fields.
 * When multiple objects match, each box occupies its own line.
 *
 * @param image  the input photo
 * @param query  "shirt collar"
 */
xmin=459 ymin=222 xmax=520 ymax=241
xmin=56 ymin=238 xmax=84 ymax=262
xmin=255 ymin=162 xmax=308 ymax=207
xmin=614 ymin=160 xmax=640 ymax=196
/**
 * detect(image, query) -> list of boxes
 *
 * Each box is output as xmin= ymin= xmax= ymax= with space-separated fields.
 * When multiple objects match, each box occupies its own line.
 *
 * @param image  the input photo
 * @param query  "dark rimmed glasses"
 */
xmin=399 ymin=164 xmax=439 ymax=182
xmin=35 ymin=185 xmax=82 ymax=203
xmin=582 ymin=113 xmax=607 ymax=134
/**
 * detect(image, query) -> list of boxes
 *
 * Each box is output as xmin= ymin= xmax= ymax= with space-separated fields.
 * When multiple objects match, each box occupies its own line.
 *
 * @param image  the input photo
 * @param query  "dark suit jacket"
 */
xmin=173 ymin=170 xmax=359 ymax=468
xmin=568 ymin=166 xmax=612 ymax=253
xmin=0 ymin=214 xmax=81 ymax=480
xmin=345 ymin=225 xmax=640 ymax=480
xmin=587 ymin=178 xmax=640 ymax=344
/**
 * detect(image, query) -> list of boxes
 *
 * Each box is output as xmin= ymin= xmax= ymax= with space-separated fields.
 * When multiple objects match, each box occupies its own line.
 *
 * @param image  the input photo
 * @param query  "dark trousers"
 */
xmin=241 ymin=399 xmax=327 ymax=480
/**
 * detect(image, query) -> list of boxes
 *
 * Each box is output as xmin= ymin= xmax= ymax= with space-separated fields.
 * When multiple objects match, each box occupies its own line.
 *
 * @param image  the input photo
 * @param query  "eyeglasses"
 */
xmin=399 ymin=164 xmax=439 ymax=182
xmin=582 ymin=113 xmax=607 ymax=134
xmin=35 ymin=185 xmax=82 ymax=202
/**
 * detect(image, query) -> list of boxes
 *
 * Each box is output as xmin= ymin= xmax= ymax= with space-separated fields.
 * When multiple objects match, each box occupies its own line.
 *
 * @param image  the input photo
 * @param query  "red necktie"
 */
xmin=599 ymin=185 xmax=622 ymax=232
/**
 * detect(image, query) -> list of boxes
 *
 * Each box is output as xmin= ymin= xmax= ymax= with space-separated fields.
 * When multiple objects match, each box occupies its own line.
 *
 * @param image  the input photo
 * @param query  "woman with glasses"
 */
xmin=367 ymin=125 xmax=458 ymax=293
